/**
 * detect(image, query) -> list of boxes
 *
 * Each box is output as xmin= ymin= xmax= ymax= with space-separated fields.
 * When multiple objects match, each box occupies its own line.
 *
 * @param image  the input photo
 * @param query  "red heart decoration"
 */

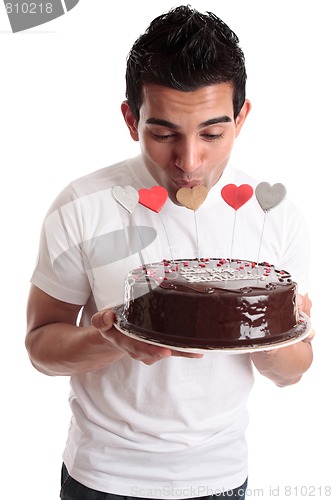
xmin=138 ymin=186 xmax=168 ymax=213
xmin=221 ymin=184 xmax=253 ymax=210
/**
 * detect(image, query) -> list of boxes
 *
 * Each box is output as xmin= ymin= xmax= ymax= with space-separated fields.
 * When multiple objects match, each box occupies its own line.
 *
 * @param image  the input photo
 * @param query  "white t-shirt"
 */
xmin=31 ymin=155 xmax=310 ymax=497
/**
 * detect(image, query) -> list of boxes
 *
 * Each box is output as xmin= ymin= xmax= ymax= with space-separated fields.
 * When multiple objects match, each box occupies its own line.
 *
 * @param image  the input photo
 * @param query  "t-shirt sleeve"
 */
xmin=30 ymin=184 xmax=93 ymax=305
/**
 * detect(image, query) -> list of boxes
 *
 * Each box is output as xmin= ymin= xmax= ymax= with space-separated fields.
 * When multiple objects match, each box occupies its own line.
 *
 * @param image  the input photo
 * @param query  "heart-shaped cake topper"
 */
xmin=176 ymin=185 xmax=208 ymax=211
xmin=221 ymin=184 xmax=254 ymax=210
xmin=112 ymin=185 xmax=139 ymax=214
xmin=255 ymin=182 xmax=287 ymax=212
xmin=139 ymin=186 xmax=168 ymax=213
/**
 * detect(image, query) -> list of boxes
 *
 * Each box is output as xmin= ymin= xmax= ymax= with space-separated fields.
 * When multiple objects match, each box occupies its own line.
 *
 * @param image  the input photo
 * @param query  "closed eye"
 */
xmin=201 ymin=133 xmax=224 ymax=141
xmin=152 ymin=133 xmax=176 ymax=142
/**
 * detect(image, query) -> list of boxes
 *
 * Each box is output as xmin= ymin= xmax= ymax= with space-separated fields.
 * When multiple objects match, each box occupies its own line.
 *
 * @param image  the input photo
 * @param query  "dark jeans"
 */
xmin=60 ymin=463 xmax=247 ymax=500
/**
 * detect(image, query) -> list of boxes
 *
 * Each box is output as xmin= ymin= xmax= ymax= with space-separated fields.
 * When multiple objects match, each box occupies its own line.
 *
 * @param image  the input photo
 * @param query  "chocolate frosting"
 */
xmin=119 ymin=258 xmax=300 ymax=348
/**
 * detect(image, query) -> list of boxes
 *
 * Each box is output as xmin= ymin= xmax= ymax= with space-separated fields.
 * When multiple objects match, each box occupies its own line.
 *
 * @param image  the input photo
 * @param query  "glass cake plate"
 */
xmin=113 ymin=309 xmax=312 ymax=354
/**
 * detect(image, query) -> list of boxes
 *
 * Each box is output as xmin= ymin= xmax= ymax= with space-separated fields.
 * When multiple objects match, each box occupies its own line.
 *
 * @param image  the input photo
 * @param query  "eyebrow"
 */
xmin=200 ymin=116 xmax=232 ymax=127
xmin=146 ymin=115 xmax=232 ymax=130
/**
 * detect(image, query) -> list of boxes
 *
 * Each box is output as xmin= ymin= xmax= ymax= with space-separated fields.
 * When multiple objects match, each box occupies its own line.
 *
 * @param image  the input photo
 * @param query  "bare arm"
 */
xmin=26 ymin=285 xmax=202 ymax=376
xmin=250 ymin=293 xmax=314 ymax=387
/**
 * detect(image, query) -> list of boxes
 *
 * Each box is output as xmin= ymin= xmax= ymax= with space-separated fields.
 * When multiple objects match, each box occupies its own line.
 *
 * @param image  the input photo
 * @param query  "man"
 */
xmin=25 ymin=6 xmax=313 ymax=500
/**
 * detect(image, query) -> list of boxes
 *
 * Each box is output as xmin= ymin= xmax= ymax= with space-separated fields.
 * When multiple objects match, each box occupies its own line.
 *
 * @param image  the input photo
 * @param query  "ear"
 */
xmin=121 ymin=101 xmax=139 ymax=141
xmin=235 ymin=99 xmax=251 ymax=138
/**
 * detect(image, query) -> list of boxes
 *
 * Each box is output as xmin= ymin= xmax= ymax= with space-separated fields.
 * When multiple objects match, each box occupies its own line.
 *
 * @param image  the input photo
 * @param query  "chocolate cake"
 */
xmin=116 ymin=258 xmax=306 ymax=349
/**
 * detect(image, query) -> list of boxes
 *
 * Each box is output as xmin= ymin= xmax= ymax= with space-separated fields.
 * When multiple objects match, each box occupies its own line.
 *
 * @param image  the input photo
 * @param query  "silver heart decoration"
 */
xmin=255 ymin=182 xmax=287 ymax=212
xmin=112 ymin=185 xmax=139 ymax=214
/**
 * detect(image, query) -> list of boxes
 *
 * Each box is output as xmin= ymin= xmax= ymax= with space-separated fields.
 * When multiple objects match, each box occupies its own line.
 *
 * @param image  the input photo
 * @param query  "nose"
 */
xmin=174 ymin=139 xmax=202 ymax=174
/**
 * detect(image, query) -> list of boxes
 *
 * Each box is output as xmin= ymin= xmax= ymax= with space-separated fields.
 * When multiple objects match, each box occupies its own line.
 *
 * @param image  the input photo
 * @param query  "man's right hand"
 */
xmin=91 ymin=308 xmax=204 ymax=365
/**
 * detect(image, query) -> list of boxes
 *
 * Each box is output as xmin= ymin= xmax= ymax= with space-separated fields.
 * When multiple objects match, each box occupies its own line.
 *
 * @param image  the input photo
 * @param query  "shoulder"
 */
xmin=46 ymin=155 xmax=145 ymax=214
xmin=70 ymin=155 xmax=145 ymax=196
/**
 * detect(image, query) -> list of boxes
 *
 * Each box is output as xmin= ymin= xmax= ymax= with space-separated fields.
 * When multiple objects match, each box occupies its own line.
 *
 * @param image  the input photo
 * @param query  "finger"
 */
xmin=297 ymin=293 xmax=312 ymax=316
xmin=170 ymin=350 xmax=204 ymax=359
xmin=303 ymin=328 xmax=315 ymax=343
xmin=297 ymin=294 xmax=304 ymax=309
xmin=125 ymin=340 xmax=204 ymax=362
xmin=125 ymin=341 xmax=203 ymax=364
xmin=126 ymin=342 xmax=172 ymax=365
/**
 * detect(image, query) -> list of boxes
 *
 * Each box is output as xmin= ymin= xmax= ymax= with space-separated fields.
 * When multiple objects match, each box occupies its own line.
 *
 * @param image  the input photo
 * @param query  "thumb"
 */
xmin=297 ymin=294 xmax=304 ymax=309
xmin=297 ymin=293 xmax=312 ymax=316
xmin=91 ymin=309 xmax=115 ymax=331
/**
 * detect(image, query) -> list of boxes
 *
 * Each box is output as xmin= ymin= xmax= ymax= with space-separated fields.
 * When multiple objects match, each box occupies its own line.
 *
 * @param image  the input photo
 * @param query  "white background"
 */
xmin=1 ymin=1 xmax=331 ymax=498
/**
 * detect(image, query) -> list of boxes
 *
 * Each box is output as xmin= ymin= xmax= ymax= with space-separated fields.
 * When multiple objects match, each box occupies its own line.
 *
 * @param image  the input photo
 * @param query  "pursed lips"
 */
xmin=172 ymin=179 xmax=204 ymax=189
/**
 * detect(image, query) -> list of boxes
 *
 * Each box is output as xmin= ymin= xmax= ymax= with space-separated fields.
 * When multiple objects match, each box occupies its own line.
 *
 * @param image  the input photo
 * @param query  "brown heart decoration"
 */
xmin=176 ymin=185 xmax=208 ymax=211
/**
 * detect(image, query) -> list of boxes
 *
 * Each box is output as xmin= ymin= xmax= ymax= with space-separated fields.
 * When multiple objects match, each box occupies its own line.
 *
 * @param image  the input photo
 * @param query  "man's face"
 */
xmin=122 ymin=83 xmax=250 ymax=204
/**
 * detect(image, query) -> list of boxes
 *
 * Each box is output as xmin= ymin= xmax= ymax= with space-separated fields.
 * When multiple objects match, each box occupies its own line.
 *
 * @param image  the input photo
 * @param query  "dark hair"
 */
xmin=125 ymin=5 xmax=247 ymax=122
